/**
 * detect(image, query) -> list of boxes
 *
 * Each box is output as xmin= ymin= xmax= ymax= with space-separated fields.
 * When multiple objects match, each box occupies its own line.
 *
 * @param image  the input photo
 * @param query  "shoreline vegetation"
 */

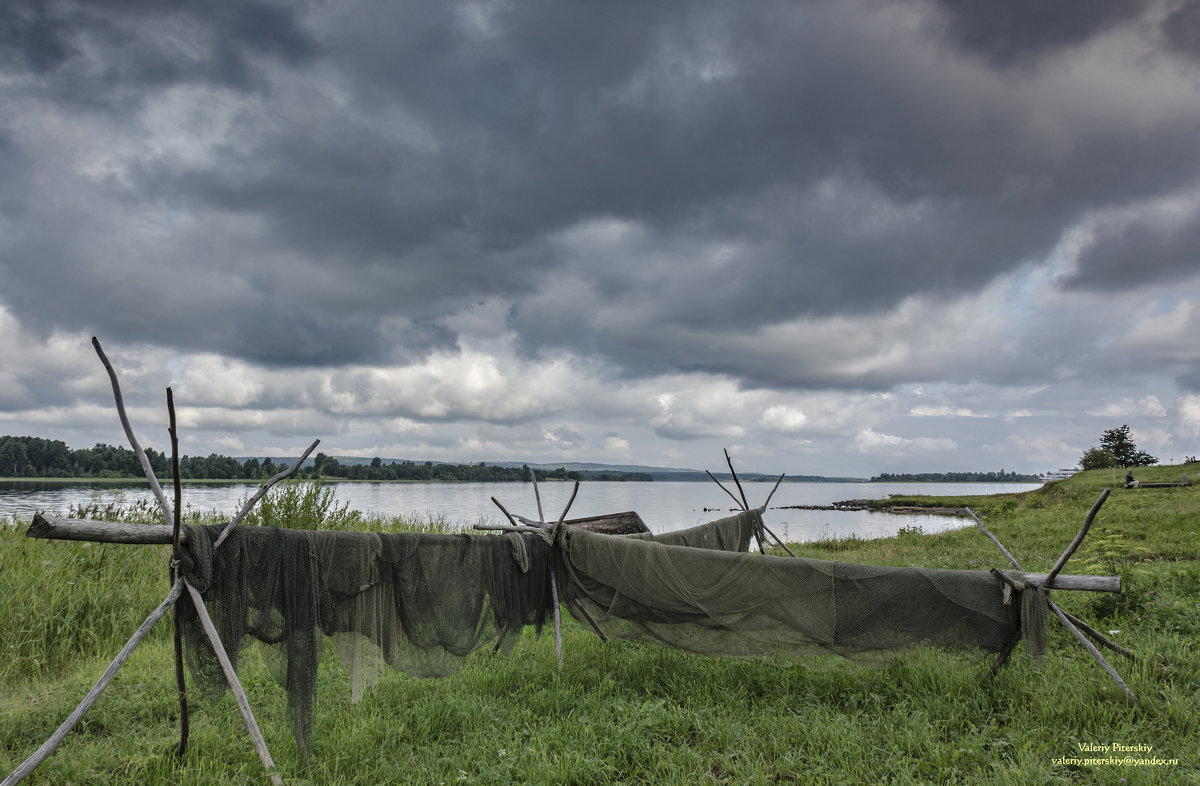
xmin=2 ymin=435 xmax=1040 ymax=484
xmin=2 ymin=461 xmax=1197 ymax=783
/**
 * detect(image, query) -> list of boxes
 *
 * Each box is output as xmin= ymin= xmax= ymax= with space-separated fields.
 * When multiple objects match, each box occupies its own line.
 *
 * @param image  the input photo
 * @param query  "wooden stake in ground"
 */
xmin=167 ymin=388 xmax=189 ymax=757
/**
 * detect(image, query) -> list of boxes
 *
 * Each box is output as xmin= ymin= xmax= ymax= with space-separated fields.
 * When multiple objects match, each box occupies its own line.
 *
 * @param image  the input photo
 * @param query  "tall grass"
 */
xmin=3 ymin=468 xmax=1199 ymax=783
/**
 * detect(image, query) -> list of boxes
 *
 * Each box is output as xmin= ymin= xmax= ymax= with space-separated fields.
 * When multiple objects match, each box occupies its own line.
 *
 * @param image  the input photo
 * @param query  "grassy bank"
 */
xmin=2 ymin=469 xmax=1198 ymax=783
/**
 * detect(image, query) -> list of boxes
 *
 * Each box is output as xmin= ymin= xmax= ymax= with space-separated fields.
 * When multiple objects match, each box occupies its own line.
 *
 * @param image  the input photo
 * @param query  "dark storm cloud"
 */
xmin=3 ymin=0 xmax=1200 ymax=385
xmin=2 ymin=0 xmax=317 ymax=100
xmin=1066 ymin=211 xmax=1200 ymax=292
xmin=930 ymin=0 xmax=1143 ymax=66
xmin=1162 ymin=1 xmax=1200 ymax=62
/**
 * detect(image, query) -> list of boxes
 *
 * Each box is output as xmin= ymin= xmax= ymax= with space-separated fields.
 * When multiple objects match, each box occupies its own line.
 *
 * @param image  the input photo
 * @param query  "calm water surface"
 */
xmin=0 ymin=479 xmax=1041 ymax=542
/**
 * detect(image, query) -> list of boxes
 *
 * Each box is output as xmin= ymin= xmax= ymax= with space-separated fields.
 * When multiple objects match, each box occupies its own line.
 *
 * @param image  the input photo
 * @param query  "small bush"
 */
xmin=242 ymin=480 xmax=361 ymax=530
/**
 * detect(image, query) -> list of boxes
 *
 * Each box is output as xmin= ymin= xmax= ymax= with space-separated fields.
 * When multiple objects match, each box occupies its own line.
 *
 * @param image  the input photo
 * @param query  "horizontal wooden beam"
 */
xmin=26 ymin=513 xmax=1122 ymax=593
xmin=29 ymin=513 xmax=183 ymax=545
xmin=1022 ymin=573 xmax=1120 ymax=593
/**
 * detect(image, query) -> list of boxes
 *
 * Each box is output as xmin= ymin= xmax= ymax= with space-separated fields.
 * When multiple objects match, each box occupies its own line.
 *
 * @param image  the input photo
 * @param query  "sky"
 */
xmin=2 ymin=0 xmax=1200 ymax=478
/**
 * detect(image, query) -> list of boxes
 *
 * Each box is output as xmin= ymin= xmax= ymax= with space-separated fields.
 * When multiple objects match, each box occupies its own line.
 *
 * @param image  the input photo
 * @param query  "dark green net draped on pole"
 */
xmin=558 ymin=512 xmax=1028 ymax=664
xmin=176 ymin=511 xmax=1039 ymax=760
xmin=178 ymin=525 xmax=555 ymax=761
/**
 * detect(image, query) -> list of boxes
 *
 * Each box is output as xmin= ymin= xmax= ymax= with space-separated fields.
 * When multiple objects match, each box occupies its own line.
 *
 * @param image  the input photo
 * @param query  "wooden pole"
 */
xmin=167 ymin=389 xmax=190 ymax=758
xmin=527 ymin=469 xmax=563 ymax=670
xmin=1044 ymin=488 xmax=1110 ymax=589
xmin=28 ymin=513 xmax=189 ymax=544
xmin=705 ymin=470 xmax=745 ymax=510
xmin=1055 ymin=604 xmax=1135 ymax=660
xmin=2 ymin=581 xmax=184 ymax=786
xmin=762 ymin=473 xmax=786 ymax=508
xmin=473 ymin=524 xmax=546 ymax=534
xmin=183 ymin=582 xmax=286 ymax=785
xmin=758 ymin=519 xmax=799 ymax=558
xmin=966 ymin=508 xmax=1024 ymax=571
xmin=491 ymin=497 xmax=520 ymax=528
xmin=1047 ymin=600 xmax=1139 ymax=703
xmin=551 ymin=481 xmax=581 ymax=536
xmin=91 ymin=337 xmax=172 ymax=528
xmin=723 ymin=449 xmax=751 ymax=511
xmin=212 ymin=439 xmax=320 ymax=550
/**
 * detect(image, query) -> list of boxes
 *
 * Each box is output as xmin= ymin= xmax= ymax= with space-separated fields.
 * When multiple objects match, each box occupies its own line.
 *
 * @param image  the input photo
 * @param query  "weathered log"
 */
xmin=28 ymin=513 xmax=181 ymax=544
xmin=1021 ymin=573 xmax=1120 ymax=593
xmin=26 ymin=513 xmax=1121 ymax=592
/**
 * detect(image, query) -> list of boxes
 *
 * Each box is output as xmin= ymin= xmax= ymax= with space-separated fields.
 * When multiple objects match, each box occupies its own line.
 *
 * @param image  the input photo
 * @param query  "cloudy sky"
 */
xmin=2 ymin=0 xmax=1199 ymax=477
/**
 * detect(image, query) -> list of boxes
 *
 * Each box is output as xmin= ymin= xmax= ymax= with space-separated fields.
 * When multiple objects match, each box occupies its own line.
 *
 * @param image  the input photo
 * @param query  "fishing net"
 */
xmin=177 ymin=524 xmax=553 ymax=760
xmin=557 ymin=510 xmax=1032 ymax=663
xmin=625 ymin=509 xmax=760 ymax=551
xmin=175 ymin=510 xmax=1042 ymax=760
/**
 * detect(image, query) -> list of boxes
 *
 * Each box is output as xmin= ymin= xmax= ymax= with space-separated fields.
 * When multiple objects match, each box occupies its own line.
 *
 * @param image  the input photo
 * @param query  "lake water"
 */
xmin=0 ymin=479 xmax=1041 ymax=543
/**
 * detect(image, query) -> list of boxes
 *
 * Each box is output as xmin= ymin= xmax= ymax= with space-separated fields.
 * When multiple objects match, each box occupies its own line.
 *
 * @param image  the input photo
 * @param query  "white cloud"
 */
xmin=1086 ymin=396 xmax=1168 ymax=419
xmin=1113 ymin=300 xmax=1200 ymax=362
xmin=603 ymin=435 xmax=631 ymax=454
xmin=1179 ymin=395 xmax=1200 ymax=438
xmin=853 ymin=427 xmax=957 ymax=456
xmin=760 ymin=405 xmax=808 ymax=433
xmin=909 ymin=405 xmax=981 ymax=417
xmin=172 ymin=354 xmax=265 ymax=408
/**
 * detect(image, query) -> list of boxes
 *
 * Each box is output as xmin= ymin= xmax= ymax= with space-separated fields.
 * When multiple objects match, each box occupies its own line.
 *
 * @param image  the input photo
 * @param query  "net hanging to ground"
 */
xmin=177 ymin=524 xmax=554 ymax=760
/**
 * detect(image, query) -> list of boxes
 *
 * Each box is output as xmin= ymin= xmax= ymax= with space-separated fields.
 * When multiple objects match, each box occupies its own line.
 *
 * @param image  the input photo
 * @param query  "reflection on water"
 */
xmin=0 ymin=479 xmax=1040 ymax=542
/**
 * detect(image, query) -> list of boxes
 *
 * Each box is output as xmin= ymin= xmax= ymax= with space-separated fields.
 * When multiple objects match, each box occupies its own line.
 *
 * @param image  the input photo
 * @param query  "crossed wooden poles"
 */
xmin=967 ymin=492 xmax=1139 ymax=701
xmin=3 ymin=339 xmax=317 ymax=786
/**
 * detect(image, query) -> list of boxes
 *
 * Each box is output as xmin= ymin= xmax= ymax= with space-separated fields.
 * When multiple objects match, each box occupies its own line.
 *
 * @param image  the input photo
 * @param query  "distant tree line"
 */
xmin=0 ymin=436 xmax=164 ymax=478
xmin=300 ymin=453 xmax=651 ymax=482
xmin=0 ymin=436 xmax=652 ymax=482
xmin=869 ymin=470 xmax=1042 ymax=483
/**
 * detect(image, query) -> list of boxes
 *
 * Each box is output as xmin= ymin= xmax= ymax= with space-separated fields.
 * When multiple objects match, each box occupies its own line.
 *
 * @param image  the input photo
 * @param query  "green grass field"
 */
xmin=2 ymin=466 xmax=1198 ymax=784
